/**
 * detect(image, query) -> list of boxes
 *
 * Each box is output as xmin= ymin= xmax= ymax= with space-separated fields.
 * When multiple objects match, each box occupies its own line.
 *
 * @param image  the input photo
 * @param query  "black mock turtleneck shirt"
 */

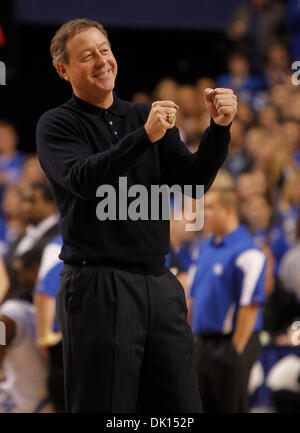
xmin=36 ymin=93 xmax=230 ymax=275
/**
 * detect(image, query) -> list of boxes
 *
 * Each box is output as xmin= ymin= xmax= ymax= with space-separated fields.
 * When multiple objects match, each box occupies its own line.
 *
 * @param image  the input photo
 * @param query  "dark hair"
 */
xmin=213 ymin=187 xmax=240 ymax=217
xmin=30 ymin=182 xmax=55 ymax=203
xmin=50 ymin=18 xmax=108 ymax=75
xmin=0 ymin=119 xmax=17 ymax=132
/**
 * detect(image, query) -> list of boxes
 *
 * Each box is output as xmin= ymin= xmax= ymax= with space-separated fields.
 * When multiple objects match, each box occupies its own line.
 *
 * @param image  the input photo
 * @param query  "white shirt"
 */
xmin=0 ymin=300 xmax=50 ymax=413
xmin=14 ymin=214 xmax=58 ymax=257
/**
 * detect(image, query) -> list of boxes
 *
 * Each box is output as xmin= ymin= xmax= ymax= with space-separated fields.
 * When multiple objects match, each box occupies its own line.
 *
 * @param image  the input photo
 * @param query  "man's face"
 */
xmin=21 ymin=188 xmax=50 ymax=225
xmin=60 ymin=27 xmax=117 ymax=101
xmin=204 ymin=191 xmax=227 ymax=234
xmin=0 ymin=126 xmax=18 ymax=155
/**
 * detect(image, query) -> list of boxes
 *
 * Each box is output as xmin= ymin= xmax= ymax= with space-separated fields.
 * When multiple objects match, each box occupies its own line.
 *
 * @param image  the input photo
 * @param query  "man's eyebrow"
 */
xmin=78 ymin=42 xmax=110 ymax=56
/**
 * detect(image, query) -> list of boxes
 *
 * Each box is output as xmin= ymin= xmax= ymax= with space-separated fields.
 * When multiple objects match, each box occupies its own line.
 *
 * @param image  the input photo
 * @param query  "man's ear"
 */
xmin=56 ymin=62 xmax=70 ymax=81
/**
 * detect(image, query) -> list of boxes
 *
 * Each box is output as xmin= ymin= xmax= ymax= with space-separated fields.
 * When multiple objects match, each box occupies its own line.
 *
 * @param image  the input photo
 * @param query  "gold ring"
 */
xmin=167 ymin=113 xmax=176 ymax=124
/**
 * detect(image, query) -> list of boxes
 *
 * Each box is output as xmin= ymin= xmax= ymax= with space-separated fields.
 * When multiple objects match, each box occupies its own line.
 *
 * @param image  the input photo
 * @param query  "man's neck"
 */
xmin=214 ymin=219 xmax=239 ymax=243
xmin=74 ymin=89 xmax=114 ymax=109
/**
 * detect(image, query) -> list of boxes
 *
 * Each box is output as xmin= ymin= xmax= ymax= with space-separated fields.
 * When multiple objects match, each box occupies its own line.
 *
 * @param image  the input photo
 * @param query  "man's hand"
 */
xmin=145 ymin=100 xmax=179 ymax=143
xmin=204 ymin=88 xmax=237 ymax=126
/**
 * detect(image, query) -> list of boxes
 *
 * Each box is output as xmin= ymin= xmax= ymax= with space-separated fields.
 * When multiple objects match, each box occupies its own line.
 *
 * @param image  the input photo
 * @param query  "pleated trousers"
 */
xmin=56 ymin=263 xmax=202 ymax=413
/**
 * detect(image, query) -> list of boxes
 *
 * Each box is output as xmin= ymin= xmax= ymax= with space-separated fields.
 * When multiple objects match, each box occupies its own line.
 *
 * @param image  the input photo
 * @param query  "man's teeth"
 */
xmin=94 ymin=69 xmax=110 ymax=76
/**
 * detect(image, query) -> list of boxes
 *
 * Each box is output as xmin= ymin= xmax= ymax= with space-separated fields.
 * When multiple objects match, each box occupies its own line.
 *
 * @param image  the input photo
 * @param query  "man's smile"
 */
xmin=92 ymin=68 xmax=111 ymax=77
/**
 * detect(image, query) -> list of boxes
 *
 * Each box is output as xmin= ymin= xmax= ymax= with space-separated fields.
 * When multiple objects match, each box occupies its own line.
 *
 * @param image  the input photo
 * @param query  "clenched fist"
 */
xmin=204 ymin=88 xmax=237 ymax=126
xmin=144 ymin=100 xmax=179 ymax=143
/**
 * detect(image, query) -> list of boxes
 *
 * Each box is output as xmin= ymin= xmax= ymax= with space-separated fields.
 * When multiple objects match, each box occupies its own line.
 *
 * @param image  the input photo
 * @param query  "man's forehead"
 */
xmin=67 ymin=28 xmax=108 ymax=52
xmin=78 ymin=41 xmax=109 ymax=55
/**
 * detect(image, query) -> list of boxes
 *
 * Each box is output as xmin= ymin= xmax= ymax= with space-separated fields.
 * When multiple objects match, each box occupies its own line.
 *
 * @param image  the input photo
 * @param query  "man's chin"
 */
xmin=96 ymin=83 xmax=115 ymax=92
xmin=95 ymin=76 xmax=115 ymax=90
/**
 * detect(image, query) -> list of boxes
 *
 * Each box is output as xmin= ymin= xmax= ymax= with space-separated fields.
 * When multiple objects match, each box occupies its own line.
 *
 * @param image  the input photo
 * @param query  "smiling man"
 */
xmin=36 ymin=18 xmax=237 ymax=413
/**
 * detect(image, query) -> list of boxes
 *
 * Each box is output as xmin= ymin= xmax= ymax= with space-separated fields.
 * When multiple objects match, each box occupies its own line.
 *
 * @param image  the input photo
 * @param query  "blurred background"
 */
xmin=0 ymin=0 xmax=300 ymax=414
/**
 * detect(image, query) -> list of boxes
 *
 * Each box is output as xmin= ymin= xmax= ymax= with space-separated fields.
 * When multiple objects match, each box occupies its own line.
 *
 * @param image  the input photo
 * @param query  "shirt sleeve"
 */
xmin=234 ymin=249 xmax=266 ymax=306
xmin=35 ymin=243 xmax=63 ymax=299
xmin=0 ymin=301 xmax=26 ymax=347
xmin=35 ymin=263 xmax=63 ymax=299
xmin=158 ymin=118 xmax=230 ymax=197
xmin=36 ymin=111 xmax=153 ymax=200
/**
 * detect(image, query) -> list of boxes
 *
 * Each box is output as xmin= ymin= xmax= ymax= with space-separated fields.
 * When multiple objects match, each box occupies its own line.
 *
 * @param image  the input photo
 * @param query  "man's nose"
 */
xmin=94 ymin=50 xmax=106 ymax=66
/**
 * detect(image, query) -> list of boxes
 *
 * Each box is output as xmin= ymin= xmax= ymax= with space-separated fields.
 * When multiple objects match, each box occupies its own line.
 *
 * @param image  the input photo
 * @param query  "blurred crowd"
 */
xmin=0 ymin=0 xmax=300 ymax=413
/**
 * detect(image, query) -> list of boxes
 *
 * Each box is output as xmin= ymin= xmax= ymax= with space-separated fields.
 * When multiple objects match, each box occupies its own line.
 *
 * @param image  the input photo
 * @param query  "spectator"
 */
xmin=252 ymin=134 xmax=288 ymax=200
xmin=264 ymin=43 xmax=291 ymax=87
xmin=282 ymin=120 xmax=300 ymax=165
xmin=34 ymin=235 xmax=65 ymax=413
xmin=188 ymin=188 xmax=266 ymax=413
xmin=249 ymin=244 xmax=300 ymax=413
xmin=19 ymin=155 xmax=47 ymax=189
xmin=4 ymin=183 xmax=59 ymax=299
xmin=236 ymin=101 xmax=256 ymax=129
xmin=210 ymin=168 xmax=235 ymax=190
xmin=242 ymin=194 xmax=290 ymax=276
xmin=216 ymin=52 xmax=266 ymax=110
xmin=223 ymin=119 xmax=254 ymax=180
xmin=1 ymin=186 xmax=25 ymax=255
xmin=169 ymin=202 xmax=200 ymax=276
xmin=131 ymin=91 xmax=152 ymax=104
xmin=236 ymin=170 xmax=268 ymax=201
xmin=152 ymin=77 xmax=178 ymax=102
xmin=277 ymin=172 xmax=300 ymax=245
xmin=227 ymin=0 xmax=285 ymax=73
xmin=195 ymin=77 xmax=215 ymax=114
xmin=0 ymin=249 xmax=54 ymax=413
xmin=279 ymin=215 xmax=300 ymax=299
xmin=0 ymin=121 xmax=24 ymax=209
xmin=176 ymin=84 xmax=202 ymax=145
xmin=269 ymin=83 xmax=293 ymax=120
xmin=257 ymin=105 xmax=281 ymax=136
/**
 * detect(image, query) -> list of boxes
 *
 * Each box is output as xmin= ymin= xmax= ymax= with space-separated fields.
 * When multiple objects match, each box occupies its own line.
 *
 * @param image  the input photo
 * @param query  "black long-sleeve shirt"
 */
xmin=36 ymin=93 xmax=230 ymax=275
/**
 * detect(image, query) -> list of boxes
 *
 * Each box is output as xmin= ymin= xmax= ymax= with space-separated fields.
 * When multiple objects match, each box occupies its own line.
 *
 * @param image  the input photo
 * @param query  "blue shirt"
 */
xmin=0 ymin=215 xmax=7 ymax=256
xmin=34 ymin=235 xmax=63 ymax=332
xmin=250 ymin=226 xmax=290 ymax=277
xmin=175 ymin=238 xmax=200 ymax=272
xmin=294 ymin=150 xmax=300 ymax=167
xmin=0 ymin=152 xmax=24 ymax=207
xmin=216 ymin=74 xmax=267 ymax=110
xmin=190 ymin=225 xmax=266 ymax=334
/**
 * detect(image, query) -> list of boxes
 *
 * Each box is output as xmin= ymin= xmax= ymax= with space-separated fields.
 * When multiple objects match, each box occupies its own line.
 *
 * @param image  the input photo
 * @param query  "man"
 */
xmin=5 ymin=183 xmax=59 ymax=262
xmin=34 ymin=235 xmax=65 ymax=413
xmin=36 ymin=18 xmax=237 ymax=413
xmin=188 ymin=188 xmax=266 ymax=413
xmin=4 ymin=182 xmax=59 ymax=301
xmin=0 ymin=250 xmax=53 ymax=413
xmin=0 ymin=120 xmax=24 ymax=208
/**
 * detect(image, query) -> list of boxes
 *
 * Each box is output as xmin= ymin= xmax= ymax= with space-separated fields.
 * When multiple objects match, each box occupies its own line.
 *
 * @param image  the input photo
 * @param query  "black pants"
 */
xmin=196 ymin=332 xmax=261 ymax=413
xmin=56 ymin=264 xmax=202 ymax=413
xmin=48 ymin=342 xmax=65 ymax=413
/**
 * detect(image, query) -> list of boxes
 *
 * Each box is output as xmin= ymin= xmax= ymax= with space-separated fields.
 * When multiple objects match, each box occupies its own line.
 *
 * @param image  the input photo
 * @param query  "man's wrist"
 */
xmin=210 ymin=117 xmax=232 ymax=129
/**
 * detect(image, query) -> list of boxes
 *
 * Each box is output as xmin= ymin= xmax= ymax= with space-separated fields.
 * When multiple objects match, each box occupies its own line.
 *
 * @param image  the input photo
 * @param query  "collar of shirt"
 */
xmin=71 ymin=91 xmax=128 ymax=118
xmin=210 ymin=224 xmax=244 ymax=247
xmin=15 ymin=214 xmax=58 ymax=257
